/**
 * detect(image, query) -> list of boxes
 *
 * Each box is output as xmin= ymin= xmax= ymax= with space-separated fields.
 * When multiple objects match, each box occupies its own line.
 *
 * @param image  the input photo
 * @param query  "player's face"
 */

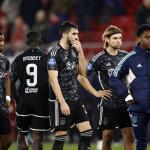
xmin=0 ymin=35 xmax=4 ymax=52
xmin=107 ymin=33 xmax=122 ymax=49
xmin=139 ymin=30 xmax=150 ymax=49
xmin=67 ymin=28 xmax=79 ymax=44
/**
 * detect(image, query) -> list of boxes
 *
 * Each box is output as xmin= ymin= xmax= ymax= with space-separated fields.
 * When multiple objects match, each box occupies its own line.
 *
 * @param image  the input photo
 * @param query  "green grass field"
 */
xmin=8 ymin=143 xmax=150 ymax=150
xmin=8 ymin=143 xmax=118 ymax=150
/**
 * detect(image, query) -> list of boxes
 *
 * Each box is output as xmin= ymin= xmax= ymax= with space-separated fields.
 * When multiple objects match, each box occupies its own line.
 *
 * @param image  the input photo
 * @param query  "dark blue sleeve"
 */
xmin=109 ymin=56 xmax=129 ymax=97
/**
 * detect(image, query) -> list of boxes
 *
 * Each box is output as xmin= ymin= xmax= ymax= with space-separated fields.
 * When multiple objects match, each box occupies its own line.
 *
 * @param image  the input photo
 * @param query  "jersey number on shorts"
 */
xmin=26 ymin=64 xmax=37 ymax=87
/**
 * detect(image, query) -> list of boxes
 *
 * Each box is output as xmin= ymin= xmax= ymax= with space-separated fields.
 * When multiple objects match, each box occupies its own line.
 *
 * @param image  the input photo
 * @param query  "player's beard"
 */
xmin=67 ymin=37 xmax=72 ymax=48
xmin=110 ymin=44 xmax=121 ymax=50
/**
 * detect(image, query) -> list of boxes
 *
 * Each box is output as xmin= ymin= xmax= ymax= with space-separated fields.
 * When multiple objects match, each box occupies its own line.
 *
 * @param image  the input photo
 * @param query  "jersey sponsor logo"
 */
xmin=48 ymin=58 xmax=56 ymax=66
xmin=66 ymin=62 xmax=76 ymax=70
xmin=25 ymin=87 xmax=38 ymax=93
xmin=86 ymin=63 xmax=92 ymax=70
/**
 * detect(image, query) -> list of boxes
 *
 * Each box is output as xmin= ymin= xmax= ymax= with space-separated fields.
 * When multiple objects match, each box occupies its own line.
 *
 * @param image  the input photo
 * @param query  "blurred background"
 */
xmin=1 ymin=0 xmax=150 ymax=147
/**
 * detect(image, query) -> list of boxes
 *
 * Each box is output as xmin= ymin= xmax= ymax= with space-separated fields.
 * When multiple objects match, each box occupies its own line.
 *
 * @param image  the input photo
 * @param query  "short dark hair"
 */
xmin=0 ymin=32 xmax=3 ymax=36
xmin=59 ymin=21 xmax=78 ymax=37
xmin=26 ymin=31 xmax=42 ymax=46
xmin=137 ymin=24 xmax=150 ymax=37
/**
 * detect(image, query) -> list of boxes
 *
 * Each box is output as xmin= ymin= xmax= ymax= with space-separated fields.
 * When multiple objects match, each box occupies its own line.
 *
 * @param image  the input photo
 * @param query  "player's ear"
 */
xmin=105 ymin=37 xmax=109 ymax=43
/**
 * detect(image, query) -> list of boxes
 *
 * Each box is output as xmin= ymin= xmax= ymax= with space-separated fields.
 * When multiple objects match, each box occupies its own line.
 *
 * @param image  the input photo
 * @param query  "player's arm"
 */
xmin=71 ymin=39 xmax=112 ymax=100
xmin=47 ymin=52 xmax=70 ymax=116
xmin=110 ymin=56 xmax=134 ymax=105
xmin=5 ymin=71 xmax=11 ymax=107
xmin=78 ymin=76 xmax=112 ymax=100
xmin=48 ymin=70 xmax=70 ymax=115
xmin=11 ymin=58 xmax=18 ymax=102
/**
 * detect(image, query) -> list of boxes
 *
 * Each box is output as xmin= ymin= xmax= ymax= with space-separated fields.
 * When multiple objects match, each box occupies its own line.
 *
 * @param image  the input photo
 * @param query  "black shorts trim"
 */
xmin=16 ymin=114 xmax=51 ymax=134
xmin=16 ymin=112 xmax=50 ymax=118
xmin=17 ymin=126 xmax=28 ymax=133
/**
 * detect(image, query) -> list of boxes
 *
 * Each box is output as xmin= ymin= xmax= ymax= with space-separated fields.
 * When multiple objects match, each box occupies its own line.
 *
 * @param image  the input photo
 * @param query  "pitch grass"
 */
xmin=8 ymin=143 xmax=122 ymax=150
xmin=8 ymin=143 xmax=150 ymax=150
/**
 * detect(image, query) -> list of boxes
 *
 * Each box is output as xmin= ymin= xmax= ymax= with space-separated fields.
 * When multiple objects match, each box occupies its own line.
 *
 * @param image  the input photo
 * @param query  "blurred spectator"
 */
xmin=11 ymin=16 xmax=28 ymax=52
xmin=19 ymin=0 xmax=43 ymax=27
xmin=33 ymin=10 xmax=60 ymax=43
xmin=76 ymin=0 xmax=94 ymax=31
xmin=33 ymin=10 xmax=48 ymax=36
xmin=47 ymin=11 xmax=61 ymax=42
xmin=100 ymin=0 xmax=125 ymax=23
xmin=136 ymin=0 xmax=150 ymax=26
xmin=51 ymin=0 xmax=73 ymax=21
xmin=0 ymin=14 xmax=12 ymax=43
xmin=1 ymin=0 xmax=21 ymax=22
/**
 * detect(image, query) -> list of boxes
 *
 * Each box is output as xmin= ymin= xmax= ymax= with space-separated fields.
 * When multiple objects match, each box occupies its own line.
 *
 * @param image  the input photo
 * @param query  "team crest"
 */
xmin=60 ymin=117 xmax=66 ymax=126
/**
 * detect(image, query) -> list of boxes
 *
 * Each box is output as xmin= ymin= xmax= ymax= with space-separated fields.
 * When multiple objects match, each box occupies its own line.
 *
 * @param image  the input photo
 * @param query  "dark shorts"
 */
xmin=49 ymin=100 xmax=89 ymax=131
xmin=16 ymin=97 xmax=50 ymax=135
xmin=99 ymin=107 xmax=132 ymax=130
xmin=0 ymin=107 xmax=11 ymax=134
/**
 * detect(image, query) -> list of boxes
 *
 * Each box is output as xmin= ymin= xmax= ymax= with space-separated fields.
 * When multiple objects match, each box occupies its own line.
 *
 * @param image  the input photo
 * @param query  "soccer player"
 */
xmin=47 ymin=21 xmax=112 ymax=150
xmin=110 ymin=24 xmax=150 ymax=150
xmin=87 ymin=25 xmax=134 ymax=150
xmin=11 ymin=31 xmax=50 ymax=150
xmin=0 ymin=32 xmax=12 ymax=150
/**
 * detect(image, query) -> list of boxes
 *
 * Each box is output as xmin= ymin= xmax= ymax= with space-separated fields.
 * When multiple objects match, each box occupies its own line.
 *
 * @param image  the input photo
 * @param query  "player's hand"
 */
xmin=95 ymin=90 xmax=112 ymax=100
xmin=126 ymin=99 xmax=134 ymax=105
xmin=71 ymin=39 xmax=82 ymax=53
xmin=60 ymin=102 xmax=70 ymax=116
xmin=6 ymin=100 xmax=10 ymax=107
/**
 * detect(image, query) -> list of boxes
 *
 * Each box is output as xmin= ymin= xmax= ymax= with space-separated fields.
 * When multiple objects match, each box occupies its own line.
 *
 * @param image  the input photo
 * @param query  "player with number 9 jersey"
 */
xmin=11 ymin=33 xmax=50 ymax=135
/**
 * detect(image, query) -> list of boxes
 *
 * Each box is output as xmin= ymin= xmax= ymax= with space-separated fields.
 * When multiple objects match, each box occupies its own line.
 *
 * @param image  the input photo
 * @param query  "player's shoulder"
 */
xmin=91 ymin=50 xmax=105 ymax=62
xmin=48 ymin=44 xmax=60 ymax=57
xmin=13 ymin=51 xmax=24 ymax=63
xmin=0 ymin=53 xmax=8 ymax=61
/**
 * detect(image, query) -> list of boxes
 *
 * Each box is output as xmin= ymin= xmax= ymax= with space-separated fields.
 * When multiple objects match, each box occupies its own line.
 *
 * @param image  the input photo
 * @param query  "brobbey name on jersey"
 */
xmin=23 ymin=55 xmax=41 ymax=94
xmin=23 ymin=56 xmax=41 ymax=61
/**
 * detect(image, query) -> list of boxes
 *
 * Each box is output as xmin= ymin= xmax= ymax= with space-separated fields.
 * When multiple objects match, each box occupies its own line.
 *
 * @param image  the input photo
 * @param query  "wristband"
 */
xmin=6 ymin=95 xmax=11 ymax=102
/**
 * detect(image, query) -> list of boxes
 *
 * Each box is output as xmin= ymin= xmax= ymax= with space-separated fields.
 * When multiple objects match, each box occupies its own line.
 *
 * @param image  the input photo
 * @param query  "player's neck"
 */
xmin=106 ymin=47 xmax=118 ymax=56
xmin=59 ymin=39 xmax=69 ymax=50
